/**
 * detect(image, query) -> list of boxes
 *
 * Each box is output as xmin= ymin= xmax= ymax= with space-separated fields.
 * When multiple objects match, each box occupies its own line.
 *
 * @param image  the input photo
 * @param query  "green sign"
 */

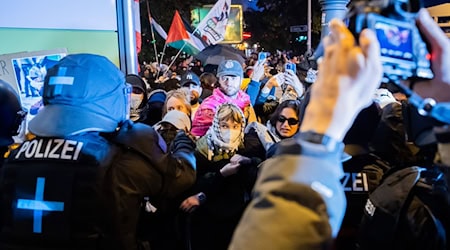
xmin=191 ymin=4 xmax=243 ymax=44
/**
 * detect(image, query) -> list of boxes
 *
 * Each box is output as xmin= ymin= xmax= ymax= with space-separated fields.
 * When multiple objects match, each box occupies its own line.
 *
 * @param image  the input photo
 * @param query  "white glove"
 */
xmin=305 ymin=68 xmax=318 ymax=84
xmin=284 ymin=70 xmax=304 ymax=98
xmin=373 ymin=88 xmax=398 ymax=109
xmin=251 ymin=60 xmax=266 ymax=82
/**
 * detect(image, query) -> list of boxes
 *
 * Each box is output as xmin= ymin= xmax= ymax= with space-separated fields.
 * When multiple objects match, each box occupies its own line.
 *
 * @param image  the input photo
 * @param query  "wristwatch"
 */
xmin=197 ymin=192 xmax=207 ymax=205
xmin=298 ymin=130 xmax=342 ymax=152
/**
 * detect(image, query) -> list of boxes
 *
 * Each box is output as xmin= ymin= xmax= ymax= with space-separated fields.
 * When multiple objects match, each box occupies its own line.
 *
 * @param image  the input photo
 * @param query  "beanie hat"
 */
xmin=155 ymin=110 xmax=191 ymax=132
xmin=126 ymin=74 xmax=146 ymax=94
xmin=148 ymin=89 xmax=167 ymax=104
xmin=29 ymin=53 xmax=129 ymax=137
xmin=146 ymin=89 xmax=167 ymax=126
xmin=126 ymin=74 xmax=148 ymax=108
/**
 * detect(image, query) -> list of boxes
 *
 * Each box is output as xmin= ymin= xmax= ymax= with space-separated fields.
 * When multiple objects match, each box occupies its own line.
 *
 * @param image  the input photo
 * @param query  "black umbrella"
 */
xmin=195 ymin=44 xmax=246 ymax=66
xmin=423 ymin=0 xmax=447 ymax=7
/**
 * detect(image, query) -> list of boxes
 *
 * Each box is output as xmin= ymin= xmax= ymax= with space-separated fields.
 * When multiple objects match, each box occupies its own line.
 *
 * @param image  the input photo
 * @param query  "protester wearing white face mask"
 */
xmin=125 ymin=74 xmax=149 ymax=123
xmin=180 ymin=103 xmax=259 ymax=250
xmin=130 ymin=92 xmax=144 ymax=110
xmin=180 ymin=71 xmax=203 ymax=120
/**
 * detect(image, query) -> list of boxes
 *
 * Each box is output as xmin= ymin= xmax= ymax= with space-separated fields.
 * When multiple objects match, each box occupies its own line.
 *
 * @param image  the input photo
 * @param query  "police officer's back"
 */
xmin=0 ymin=54 xmax=196 ymax=250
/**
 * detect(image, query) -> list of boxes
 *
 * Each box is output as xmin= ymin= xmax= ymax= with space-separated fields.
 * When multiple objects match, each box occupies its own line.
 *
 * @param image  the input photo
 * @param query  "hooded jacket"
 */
xmin=126 ymin=74 xmax=149 ymax=123
xmin=191 ymin=88 xmax=256 ymax=137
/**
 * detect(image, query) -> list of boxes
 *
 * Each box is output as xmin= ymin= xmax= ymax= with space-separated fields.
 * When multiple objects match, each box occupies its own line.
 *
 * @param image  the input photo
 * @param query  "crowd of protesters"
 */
xmin=0 ymin=7 xmax=450 ymax=250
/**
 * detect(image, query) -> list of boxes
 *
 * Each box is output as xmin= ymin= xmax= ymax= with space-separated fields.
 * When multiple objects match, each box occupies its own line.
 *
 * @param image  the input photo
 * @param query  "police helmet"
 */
xmin=0 ymin=80 xmax=27 ymax=146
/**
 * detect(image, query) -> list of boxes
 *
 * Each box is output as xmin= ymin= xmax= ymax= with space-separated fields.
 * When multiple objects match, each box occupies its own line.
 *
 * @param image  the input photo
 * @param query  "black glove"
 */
xmin=170 ymin=131 xmax=196 ymax=170
xmin=170 ymin=131 xmax=196 ymax=154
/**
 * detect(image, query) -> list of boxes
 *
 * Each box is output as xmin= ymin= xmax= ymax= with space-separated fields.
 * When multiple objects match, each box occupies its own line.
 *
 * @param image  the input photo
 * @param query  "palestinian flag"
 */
xmin=166 ymin=10 xmax=205 ymax=55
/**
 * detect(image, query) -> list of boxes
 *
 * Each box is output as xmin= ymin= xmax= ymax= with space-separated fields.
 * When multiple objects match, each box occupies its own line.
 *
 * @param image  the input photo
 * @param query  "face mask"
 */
xmin=220 ymin=128 xmax=241 ymax=144
xmin=131 ymin=93 xmax=144 ymax=109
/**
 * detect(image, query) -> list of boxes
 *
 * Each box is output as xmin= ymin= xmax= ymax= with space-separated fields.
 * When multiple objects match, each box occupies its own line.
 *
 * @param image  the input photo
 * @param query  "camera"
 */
xmin=347 ymin=0 xmax=433 ymax=83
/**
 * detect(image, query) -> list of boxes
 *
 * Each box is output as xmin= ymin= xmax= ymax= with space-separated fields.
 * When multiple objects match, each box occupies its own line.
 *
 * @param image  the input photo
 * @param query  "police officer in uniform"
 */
xmin=0 ymin=80 xmax=26 ymax=167
xmin=0 ymin=54 xmax=196 ymax=250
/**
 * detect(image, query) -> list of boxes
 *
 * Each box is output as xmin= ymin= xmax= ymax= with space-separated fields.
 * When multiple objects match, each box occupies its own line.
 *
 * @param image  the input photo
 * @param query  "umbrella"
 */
xmin=195 ymin=44 xmax=246 ymax=66
xmin=423 ymin=0 xmax=447 ymax=7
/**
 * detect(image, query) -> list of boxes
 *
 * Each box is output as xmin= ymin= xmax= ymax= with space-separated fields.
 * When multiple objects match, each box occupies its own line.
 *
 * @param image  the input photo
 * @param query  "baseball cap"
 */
xmin=181 ymin=71 xmax=200 ymax=87
xmin=155 ymin=110 xmax=191 ymax=132
xmin=217 ymin=60 xmax=243 ymax=78
xmin=29 ymin=53 xmax=129 ymax=137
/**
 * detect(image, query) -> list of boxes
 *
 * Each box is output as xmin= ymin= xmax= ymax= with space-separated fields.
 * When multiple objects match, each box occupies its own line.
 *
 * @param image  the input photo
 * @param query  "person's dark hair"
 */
xmin=268 ymin=99 xmax=301 ymax=127
xmin=200 ymin=72 xmax=217 ymax=90
xmin=203 ymin=64 xmax=218 ymax=76
xmin=167 ymin=78 xmax=182 ymax=92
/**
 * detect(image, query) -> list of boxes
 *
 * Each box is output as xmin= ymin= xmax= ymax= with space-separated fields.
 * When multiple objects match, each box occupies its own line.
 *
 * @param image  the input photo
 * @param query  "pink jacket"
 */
xmin=191 ymin=88 xmax=251 ymax=136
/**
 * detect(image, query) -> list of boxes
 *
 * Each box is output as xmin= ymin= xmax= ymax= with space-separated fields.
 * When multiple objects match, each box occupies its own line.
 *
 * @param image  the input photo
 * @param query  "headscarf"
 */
xmin=191 ymin=88 xmax=251 ymax=136
xmin=200 ymin=103 xmax=246 ymax=161
xmin=244 ymin=121 xmax=281 ymax=152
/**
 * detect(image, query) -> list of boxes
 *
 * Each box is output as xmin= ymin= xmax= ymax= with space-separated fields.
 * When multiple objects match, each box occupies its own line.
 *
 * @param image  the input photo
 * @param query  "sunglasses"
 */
xmin=277 ymin=116 xmax=299 ymax=126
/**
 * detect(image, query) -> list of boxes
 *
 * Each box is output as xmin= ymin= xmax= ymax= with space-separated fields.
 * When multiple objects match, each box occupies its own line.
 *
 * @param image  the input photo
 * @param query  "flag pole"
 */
xmin=164 ymin=10 xmax=203 ymax=76
xmin=164 ymin=23 xmax=201 ymax=76
xmin=158 ymin=44 xmax=167 ymax=76
xmin=146 ymin=0 xmax=160 ymax=65
xmin=164 ymin=42 xmax=187 ymax=76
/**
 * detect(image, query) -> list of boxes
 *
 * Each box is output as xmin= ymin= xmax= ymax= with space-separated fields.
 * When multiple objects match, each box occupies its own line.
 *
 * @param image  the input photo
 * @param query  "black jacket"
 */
xmin=185 ymin=138 xmax=259 ymax=250
xmin=0 ymin=121 xmax=196 ymax=250
xmin=102 ymin=122 xmax=196 ymax=250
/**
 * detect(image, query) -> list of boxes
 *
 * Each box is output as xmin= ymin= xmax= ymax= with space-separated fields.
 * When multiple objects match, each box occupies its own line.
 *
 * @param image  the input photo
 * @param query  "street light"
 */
xmin=318 ymin=0 xmax=350 ymax=39
xmin=307 ymin=0 xmax=312 ymax=55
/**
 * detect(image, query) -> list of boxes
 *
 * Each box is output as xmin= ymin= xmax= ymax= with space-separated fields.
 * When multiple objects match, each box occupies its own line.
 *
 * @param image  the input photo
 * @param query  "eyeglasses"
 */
xmin=277 ymin=116 xmax=299 ymax=126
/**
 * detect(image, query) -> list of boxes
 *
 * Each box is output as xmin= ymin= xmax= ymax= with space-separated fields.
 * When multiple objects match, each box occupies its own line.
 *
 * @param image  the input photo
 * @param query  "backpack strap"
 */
xmin=413 ymin=168 xmax=448 ymax=247
xmin=359 ymin=166 xmax=425 ymax=248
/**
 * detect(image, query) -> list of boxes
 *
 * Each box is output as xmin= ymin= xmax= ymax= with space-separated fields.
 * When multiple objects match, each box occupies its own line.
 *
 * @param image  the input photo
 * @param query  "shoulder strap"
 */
xmin=359 ymin=166 xmax=425 ymax=248
xmin=110 ymin=120 xmax=167 ymax=155
xmin=414 ymin=167 xmax=449 ymax=246
xmin=370 ymin=166 xmax=425 ymax=216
